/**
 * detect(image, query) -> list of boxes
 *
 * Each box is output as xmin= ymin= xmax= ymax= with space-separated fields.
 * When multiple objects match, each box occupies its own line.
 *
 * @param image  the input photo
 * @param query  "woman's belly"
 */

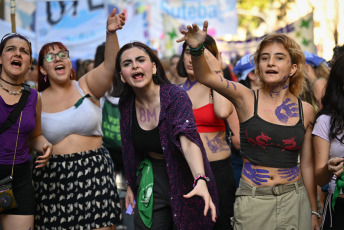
xmin=241 ymin=158 xmax=302 ymax=187
xmin=51 ymin=134 xmax=103 ymax=155
xmin=199 ymin=131 xmax=231 ymax=162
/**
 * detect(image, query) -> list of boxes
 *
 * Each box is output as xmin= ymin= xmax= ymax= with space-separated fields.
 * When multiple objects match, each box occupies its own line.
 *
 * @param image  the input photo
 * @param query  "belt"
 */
xmin=236 ymin=178 xmax=303 ymax=197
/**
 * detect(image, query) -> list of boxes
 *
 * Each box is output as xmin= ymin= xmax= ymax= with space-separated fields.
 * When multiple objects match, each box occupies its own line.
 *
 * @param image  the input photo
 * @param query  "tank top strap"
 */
xmin=209 ymin=89 xmax=213 ymax=103
xmin=297 ymin=98 xmax=304 ymax=125
xmin=253 ymin=89 xmax=259 ymax=115
xmin=75 ymin=81 xmax=85 ymax=96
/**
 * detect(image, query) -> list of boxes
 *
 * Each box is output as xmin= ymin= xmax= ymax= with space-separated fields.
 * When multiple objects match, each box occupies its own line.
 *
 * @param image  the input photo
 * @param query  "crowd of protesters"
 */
xmin=1 ymin=8 xmax=344 ymax=230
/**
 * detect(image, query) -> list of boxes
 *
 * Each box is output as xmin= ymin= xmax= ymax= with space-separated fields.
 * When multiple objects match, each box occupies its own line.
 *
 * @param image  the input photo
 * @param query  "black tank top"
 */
xmin=240 ymin=90 xmax=305 ymax=168
xmin=132 ymin=104 xmax=163 ymax=155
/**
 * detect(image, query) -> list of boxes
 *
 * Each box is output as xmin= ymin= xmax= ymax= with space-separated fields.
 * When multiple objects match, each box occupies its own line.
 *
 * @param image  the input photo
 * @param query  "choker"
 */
xmin=0 ymin=82 xmax=24 ymax=95
xmin=0 ymin=77 xmax=22 ymax=86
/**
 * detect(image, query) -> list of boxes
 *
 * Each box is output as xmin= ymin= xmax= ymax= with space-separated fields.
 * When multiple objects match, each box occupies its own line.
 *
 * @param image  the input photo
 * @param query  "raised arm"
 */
xmin=177 ymin=21 xmax=253 ymax=119
xmin=205 ymin=50 xmax=234 ymax=119
xmin=80 ymin=8 xmax=125 ymax=98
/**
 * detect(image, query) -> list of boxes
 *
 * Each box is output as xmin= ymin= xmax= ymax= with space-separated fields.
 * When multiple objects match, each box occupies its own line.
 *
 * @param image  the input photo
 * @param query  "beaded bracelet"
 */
xmin=311 ymin=211 xmax=321 ymax=219
xmin=189 ymin=44 xmax=205 ymax=57
xmin=193 ymin=174 xmax=210 ymax=188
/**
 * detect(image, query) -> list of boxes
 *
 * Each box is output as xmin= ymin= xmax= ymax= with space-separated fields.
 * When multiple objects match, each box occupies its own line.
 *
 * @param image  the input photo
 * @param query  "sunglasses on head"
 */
xmin=44 ymin=50 xmax=69 ymax=63
xmin=1 ymin=33 xmax=32 ymax=47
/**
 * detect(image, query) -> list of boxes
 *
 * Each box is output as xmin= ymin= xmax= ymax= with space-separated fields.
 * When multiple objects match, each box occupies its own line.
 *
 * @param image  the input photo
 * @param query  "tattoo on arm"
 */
xmin=278 ymin=166 xmax=300 ymax=181
xmin=275 ymin=98 xmax=299 ymax=123
xmin=243 ymin=162 xmax=270 ymax=185
xmin=204 ymin=133 xmax=230 ymax=153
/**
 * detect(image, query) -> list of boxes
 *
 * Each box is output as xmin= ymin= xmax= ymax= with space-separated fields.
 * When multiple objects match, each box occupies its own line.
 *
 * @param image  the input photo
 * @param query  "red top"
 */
xmin=193 ymin=103 xmax=226 ymax=133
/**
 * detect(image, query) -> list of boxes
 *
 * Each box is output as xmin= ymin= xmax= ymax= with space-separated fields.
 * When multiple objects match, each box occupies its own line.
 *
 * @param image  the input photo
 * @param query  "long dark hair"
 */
xmin=177 ymin=34 xmax=219 ymax=78
xmin=111 ymin=42 xmax=170 ymax=97
xmin=316 ymin=53 xmax=344 ymax=142
xmin=37 ymin=42 xmax=77 ymax=92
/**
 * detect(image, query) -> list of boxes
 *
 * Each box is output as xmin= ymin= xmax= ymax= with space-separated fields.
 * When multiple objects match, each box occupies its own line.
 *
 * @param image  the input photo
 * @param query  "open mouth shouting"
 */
xmin=55 ymin=65 xmax=66 ymax=74
xmin=11 ymin=60 xmax=22 ymax=68
xmin=132 ymin=72 xmax=144 ymax=81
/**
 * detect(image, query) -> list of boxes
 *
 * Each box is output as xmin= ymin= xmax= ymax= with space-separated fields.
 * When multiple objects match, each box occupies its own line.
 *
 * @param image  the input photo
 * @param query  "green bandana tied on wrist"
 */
xmin=332 ymin=165 xmax=344 ymax=211
xmin=137 ymin=158 xmax=154 ymax=228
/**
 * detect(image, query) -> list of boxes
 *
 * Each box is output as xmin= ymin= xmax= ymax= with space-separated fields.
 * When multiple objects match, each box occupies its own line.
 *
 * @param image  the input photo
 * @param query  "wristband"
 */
xmin=193 ymin=174 xmax=209 ymax=188
xmin=106 ymin=29 xmax=116 ymax=35
xmin=189 ymin=44 xmax=205 ymax=57
xmin=311 ymin=211 xmax=321 ymax=219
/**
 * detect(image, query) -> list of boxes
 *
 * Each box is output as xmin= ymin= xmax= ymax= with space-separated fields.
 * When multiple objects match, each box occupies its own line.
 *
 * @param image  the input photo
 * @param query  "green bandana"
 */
xmin=137 ymin=159 xmax=154 ymax=228
xmin=332 ymin=166 xmax=344 ymax=211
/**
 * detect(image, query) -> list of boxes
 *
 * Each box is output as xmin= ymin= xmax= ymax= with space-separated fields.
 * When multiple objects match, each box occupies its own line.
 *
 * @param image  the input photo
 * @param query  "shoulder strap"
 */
xmin=0 ymin=84 xmax=31 ymax=134
xmin=253 ymin=89 xmax=259 ymax=115
xmin=298 ymin=98 xmax=304 ymax=125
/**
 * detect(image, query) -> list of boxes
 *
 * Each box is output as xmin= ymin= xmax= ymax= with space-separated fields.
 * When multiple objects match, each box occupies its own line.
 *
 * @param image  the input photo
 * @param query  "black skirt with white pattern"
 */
xmin=32 ymin=147 xmax=121 ymax=230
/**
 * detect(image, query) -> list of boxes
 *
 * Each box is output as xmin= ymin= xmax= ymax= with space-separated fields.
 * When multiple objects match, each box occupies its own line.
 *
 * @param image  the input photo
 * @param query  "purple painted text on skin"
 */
xmin=243 ymin=162 xmax=270 ymax=185
xmin=275 ymin=98 xmax=299 ymax=123
xmin=278 ymin=166 xmax=300 ymax=181
xmin=204 ymin=132 xmax=230 ymax=153
xmin=139 ymin=108 xmax=157 ymax=122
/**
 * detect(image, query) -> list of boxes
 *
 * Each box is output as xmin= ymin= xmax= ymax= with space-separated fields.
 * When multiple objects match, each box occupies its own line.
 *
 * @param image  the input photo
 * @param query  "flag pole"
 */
xmin=10 ymin=0 xmax=16 ymax=33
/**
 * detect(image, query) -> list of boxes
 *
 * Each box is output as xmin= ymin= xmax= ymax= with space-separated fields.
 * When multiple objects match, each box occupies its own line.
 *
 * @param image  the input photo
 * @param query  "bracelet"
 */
xmin=106 ymin=29 xmax=116 ymax=35
xmin=189 ymin=44 xmax=205 ymax=57
xmin=311 ymin=211 xmax=321 ymax=219
xmin=193 ymin=174 xmax=209 ymax=188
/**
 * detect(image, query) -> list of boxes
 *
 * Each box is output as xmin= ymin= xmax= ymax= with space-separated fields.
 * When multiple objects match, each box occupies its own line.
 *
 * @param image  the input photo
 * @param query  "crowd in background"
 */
xmin=2 ymin=8 xmax=344 ymax=230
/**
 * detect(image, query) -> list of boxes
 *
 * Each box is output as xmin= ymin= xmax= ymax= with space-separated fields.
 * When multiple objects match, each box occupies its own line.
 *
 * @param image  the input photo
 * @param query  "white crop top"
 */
xmin=41 ymin=81 xmax=103 ymax=144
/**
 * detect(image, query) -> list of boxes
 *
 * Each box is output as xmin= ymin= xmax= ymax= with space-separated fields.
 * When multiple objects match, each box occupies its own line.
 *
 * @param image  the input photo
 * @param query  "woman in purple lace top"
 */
xmin=112 ymin=41 xmax=218 ymax=229
xmin=0 ymin=33 xmax=52 ymax=230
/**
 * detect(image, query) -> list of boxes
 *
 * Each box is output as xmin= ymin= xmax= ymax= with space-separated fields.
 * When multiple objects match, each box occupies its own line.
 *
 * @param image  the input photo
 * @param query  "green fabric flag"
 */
xmin=137 ymin=159 xmax=154 ymax=228
xmin=332 ymin=165 xmax=344 ymax=211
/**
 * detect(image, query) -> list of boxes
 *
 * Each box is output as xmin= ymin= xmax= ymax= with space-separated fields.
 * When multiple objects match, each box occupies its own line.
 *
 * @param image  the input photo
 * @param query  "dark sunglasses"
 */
xmin=44 ymin=50 xmax=69 ymax=63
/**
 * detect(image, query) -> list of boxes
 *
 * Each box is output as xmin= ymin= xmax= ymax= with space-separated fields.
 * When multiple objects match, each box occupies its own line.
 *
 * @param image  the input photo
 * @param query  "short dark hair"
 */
xmin=111 ymin=42 xmax=170 ymax=97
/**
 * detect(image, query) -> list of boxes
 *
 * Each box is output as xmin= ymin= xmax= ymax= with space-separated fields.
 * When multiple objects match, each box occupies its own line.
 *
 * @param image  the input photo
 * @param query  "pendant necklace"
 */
xmin=0 ymin=81 xmax=24 ymax=95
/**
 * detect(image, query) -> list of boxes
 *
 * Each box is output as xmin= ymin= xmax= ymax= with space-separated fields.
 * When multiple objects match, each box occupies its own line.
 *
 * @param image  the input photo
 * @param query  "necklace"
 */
xmin=0 ymin=82 xmax=24 ymax=95
xmin=182 ymin=78 xmax=198 ymax=91
xmin=0 ymin=77 xmax=22 ymax=86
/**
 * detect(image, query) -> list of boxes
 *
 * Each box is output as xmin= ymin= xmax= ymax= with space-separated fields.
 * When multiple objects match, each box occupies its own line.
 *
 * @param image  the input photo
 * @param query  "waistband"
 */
xmin=209 ymin=157 xmax=232 ymax=169
xmin=236 ymin=178 xmax=304 ymax=197
xmin=49 ymin=147 xmax=108 ymax=162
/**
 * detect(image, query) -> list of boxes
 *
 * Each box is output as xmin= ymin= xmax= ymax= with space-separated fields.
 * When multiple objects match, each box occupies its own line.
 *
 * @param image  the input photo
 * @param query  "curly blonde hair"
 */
xmin=253 ymin=34 xmax=306 ymax=96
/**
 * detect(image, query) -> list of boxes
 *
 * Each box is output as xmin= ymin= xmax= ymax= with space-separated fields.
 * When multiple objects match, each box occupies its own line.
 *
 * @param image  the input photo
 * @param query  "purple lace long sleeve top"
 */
xmin=119 ymin=83 xmax=218 ymax=230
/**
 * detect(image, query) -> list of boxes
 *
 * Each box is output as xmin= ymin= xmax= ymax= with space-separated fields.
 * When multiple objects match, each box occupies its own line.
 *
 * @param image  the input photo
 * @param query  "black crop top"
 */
xmin=240 ymin=90 xmax=305 ymax=168
xmin=132 ymin=104 xmax=163 ymax=155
